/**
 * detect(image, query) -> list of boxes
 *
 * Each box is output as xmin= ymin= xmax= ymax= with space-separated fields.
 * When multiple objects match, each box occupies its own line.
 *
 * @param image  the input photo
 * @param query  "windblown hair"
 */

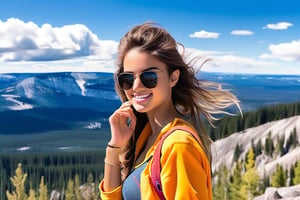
xmin=114 ymin=22 xmax=240 ymax=178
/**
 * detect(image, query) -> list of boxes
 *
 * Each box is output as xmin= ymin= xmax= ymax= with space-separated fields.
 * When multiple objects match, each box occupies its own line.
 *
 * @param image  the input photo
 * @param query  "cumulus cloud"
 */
xmin=230 ymin=30 xmax=254 ymax=36
xmin=262 ymin=22 xmax=293 ymax=30
xmin=0 ymin=18 xmax=118 ymax=62
xmin=260 ymin=40 xmax=300 ymax=62
xmin=189 ymin=30 xmax=220 ymax=39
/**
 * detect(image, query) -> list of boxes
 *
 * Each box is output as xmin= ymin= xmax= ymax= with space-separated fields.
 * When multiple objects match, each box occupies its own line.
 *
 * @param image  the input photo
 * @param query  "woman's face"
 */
xmin=122 ymin=48 xmax=177 ymax=114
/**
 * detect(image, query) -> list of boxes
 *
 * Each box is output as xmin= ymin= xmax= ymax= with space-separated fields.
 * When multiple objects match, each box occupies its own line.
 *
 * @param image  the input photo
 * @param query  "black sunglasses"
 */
xmin=117 ymin=70 xmax=165 ymax=90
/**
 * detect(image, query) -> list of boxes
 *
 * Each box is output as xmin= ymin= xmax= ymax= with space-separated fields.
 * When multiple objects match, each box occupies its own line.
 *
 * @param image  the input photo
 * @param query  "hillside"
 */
xmin=212 ymin=115 xmax=300 ymax=176
xmin=212 ymin=115 xmax=300 ymax=199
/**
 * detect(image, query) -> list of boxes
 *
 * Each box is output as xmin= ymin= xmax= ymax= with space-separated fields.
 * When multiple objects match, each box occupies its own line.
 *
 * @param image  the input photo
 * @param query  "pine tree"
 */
xmin=213 ymin=164 xmax=230 ymax=200
xmin=255 ymin=139 xmax=262 ymax=157
xmin=290 ymin=164 xmax=295 ymax=186
xmin=264 ymin=131 xmax=274 ymax=157
xmin=27 ymin=189 xmax=36 ymax=200
xmin=229 ymin=161 xmax=244 ymax=200
xmin=241 ymin=148 xmax=260 ymax=199
xmin=275 ymin=135 xmax=285 ymax=156
xmin=38 ymin=176 xmax=48 ymax=200
xmin=6 ymin=163 xmax=28 ymax=200
xmin=271 ymin=165 xmax=286 ymax=187
xmin=232 ymin=144 xmax=241 ymax=163
xmin=65 ymin=179 xmax=75 ymax=200
xmin=293 ymin=160 xmax=300 ymax=185
xmin=292 ymin=127 xmax=298 ymax=148
xmin=75 ymin=174 xmax=83 ymax=200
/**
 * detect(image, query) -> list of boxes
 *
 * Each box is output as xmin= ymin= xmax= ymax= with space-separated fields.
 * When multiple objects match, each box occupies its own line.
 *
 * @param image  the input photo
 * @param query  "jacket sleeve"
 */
xmin=159 ymin=131 xmax=212 ymax=200
xmin=99 ymin=180 xmax=122 ymax=200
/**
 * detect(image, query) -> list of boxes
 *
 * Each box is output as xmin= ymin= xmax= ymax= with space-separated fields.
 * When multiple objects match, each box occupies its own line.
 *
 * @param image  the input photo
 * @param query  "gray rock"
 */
xmin=254 ymin=184 xmax=300 ymax=200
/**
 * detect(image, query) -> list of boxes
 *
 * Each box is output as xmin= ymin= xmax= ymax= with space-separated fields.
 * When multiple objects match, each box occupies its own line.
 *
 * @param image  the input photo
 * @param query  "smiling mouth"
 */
xmin=133 ymin=93 xmax=152 ymax=100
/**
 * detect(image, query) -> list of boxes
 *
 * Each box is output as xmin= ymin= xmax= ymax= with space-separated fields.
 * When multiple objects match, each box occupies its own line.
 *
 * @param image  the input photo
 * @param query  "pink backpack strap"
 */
xmin=150 ymin=125 xmax=202 ymax=200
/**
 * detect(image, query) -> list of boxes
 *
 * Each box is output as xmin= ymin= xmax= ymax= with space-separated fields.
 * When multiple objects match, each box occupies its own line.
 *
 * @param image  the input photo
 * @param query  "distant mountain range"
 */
xmin=0 ymin=72 xmax=120 ymax=134
xmin=0 ymin=72 xmax=119 ymax=112
xmin=0 ymin=72 xmax=299 ymax=135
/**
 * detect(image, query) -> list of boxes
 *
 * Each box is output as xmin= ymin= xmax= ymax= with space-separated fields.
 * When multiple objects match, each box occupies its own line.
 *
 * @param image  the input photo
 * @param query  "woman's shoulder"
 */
xmin=163 ymin=128 xmax=200 ymax=146
xmin=161 ymin=118 xmax=202 ymax=149
xmin=160 ymin=121 xmax=209 ymax=165
xmin=158 ymin=118 xmax=210 ymax=168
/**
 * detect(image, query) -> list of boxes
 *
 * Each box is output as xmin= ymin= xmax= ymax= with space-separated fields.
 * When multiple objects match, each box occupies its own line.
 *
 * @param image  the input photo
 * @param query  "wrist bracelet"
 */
xmin=107 ymin=143 xmax=121 ymax=149
xmin=104 ymin=159 xmax=121 ymax=167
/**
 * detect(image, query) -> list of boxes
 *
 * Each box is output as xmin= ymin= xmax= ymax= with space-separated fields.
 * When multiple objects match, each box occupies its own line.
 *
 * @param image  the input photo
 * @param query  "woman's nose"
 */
xmin=132 ymin=76 xmax=144 ymax=90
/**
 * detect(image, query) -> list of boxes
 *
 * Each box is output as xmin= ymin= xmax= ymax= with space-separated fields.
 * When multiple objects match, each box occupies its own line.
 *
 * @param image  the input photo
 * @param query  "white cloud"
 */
xmin=0 ymin=59 xmax=116 ymax=73
xmin=181 ymin=47 xmax=281 ymax=74
xmin=215 ymin=55 xmax=277 ymax=68
xmin=184 ymin=48 xmax=275 ymax=68
xmin=204 ymin=55 xmax=285 ymax=74
xmin=263 ymin=22 xmax=293 ymax=30
xmin=0 ymin=18 xmax=298 ymax=74
xmin=189 ymin=30 xmax=220 ymax=39
xmin=260 ymin=40 xmax=300 ymax=62
xmin=0 ymin=18 xmax=118 ymax=63
xmin=230 ymin=30 xmax=254 ymax=36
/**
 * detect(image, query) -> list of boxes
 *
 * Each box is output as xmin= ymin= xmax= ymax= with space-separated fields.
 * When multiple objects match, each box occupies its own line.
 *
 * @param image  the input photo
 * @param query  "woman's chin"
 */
xmin=132 ymin=104 xmax=148 ymax=113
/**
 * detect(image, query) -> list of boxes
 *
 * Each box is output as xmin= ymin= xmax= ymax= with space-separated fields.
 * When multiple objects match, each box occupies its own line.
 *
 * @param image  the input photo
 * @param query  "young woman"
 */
xmin=99 ymin=22 xmax=240 ymax=199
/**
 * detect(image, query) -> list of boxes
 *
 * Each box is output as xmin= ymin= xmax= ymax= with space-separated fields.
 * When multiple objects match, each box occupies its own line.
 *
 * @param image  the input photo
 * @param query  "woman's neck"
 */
xmin=147 ymin=104 xmax=181 ymax=136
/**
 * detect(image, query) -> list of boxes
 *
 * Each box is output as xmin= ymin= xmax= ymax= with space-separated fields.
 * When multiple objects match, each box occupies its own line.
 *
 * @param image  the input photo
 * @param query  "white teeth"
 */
xmin=134 ymin=94 xmax=151 ymax=99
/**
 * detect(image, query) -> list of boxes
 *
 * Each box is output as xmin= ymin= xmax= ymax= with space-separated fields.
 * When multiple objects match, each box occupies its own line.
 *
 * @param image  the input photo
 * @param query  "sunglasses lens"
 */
xmin=140 ymin=71 xmax=157 ymax=88
xmin=118 ymin=73 xmax=134 ymax=90
xmin=118 ymin=71 xmax=158 ymax=90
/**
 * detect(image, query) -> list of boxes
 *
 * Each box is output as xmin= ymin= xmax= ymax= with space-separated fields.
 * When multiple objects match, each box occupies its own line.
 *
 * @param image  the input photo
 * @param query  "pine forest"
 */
xmin=1 ymin=101 xmax=300 ymax=199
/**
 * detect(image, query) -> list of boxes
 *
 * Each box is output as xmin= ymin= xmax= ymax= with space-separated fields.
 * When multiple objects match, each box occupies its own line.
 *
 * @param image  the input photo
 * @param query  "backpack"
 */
xmin=150 ymin=125 xmax=202 ymax=200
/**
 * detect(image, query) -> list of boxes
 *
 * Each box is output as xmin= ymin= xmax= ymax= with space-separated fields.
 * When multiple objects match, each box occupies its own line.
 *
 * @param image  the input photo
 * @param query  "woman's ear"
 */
xmin=169 ymin=69 xmax=180 ymax=87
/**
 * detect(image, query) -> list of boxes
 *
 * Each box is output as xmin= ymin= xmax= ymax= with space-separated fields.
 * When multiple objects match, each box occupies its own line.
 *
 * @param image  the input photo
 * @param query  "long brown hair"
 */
xmin=114 ymin=22 xmax=240 ymax=177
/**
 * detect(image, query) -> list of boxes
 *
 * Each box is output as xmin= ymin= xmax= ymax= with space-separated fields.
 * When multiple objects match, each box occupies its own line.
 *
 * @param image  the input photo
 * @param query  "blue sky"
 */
xmin=0 ymin=0 xmax=299 ymax=74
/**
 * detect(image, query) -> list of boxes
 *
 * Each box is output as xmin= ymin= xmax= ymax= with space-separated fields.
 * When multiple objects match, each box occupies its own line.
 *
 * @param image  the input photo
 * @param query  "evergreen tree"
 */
xmin=229 ymin=161 xmax=244 ymax=200
xmin=275 ymin=135 xmax=285 ymax=156
xmin=75 ymin=174 xmax=83 ymax=200
xmin=255 ymin=139 xmax=262 ymax=157
xmin=286 ymin=128 xmax=298 ymax=152
xmin=293 ymin=160 xmax=300 ymax=185
xmin=241 ymin=148 xmax=260 ymax=199
xmin=232 ymin=144 xmax=241 ymax=163
xmin=65 ymin=179 xmax=75 ymax=200
xmin=6 ymin=163 xmax=28 ymax=200
xmin=213 ymin=164 xmax=230 ymax=200
xmin=292 ymin=127 xmax=298 ymax=148
xmin=38 ymin=176 xmax=48 ymax=200
xmin=290 ymin=165 xmax=295 ymax=186
xmin=264 ymin=131 xmax=274 ymax=157
xmin=271 ymin=165 xmax=286 ymax=187
xmin=27 ymin=189 xmax=36 ymax=200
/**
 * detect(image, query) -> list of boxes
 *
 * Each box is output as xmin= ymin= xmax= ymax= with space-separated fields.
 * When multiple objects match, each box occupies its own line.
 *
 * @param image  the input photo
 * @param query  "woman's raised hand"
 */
xmin=108 ymin=101 xmax=137 ymax=148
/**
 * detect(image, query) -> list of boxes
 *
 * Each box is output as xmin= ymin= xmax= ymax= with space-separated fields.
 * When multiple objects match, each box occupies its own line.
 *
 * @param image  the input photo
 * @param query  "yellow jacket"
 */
xmin=100 ymin=118 xmax=212 ymax=200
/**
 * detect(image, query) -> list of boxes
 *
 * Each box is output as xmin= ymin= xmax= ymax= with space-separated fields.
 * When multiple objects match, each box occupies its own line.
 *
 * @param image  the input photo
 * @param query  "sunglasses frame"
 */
xmin=117 ymin=68 xmax=166 ymax=90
